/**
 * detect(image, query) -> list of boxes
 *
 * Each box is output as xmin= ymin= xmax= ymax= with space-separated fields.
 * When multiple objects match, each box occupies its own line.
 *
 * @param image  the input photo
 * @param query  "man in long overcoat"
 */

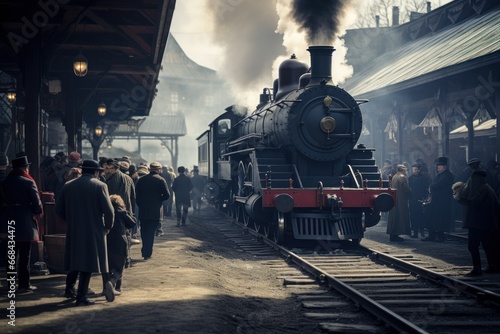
xmin=135 ymin=161 xmax=169 ymax=260
xmin=386 ymin=165 xmax=412 ymax=241
xmin=408 ymin=163 xmax=430 ymax=238
xmin=422 ymin=156 xmax=455 ymax=242
xmin=104 ymin=158 xmax=135 ymax=267
xmin=172 ymin=166 xmax=193 ymax=227
xmin=0 ymin=155 xmax=43 ymax=292
xmin=56 ymin=159 xmax=115 ymax=306
xmin=456 ymin=161 xmax=500 ymax=276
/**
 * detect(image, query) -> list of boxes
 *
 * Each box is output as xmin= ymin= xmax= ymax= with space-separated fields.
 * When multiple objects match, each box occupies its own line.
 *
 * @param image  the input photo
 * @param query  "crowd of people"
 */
xmin=384 ymin=156 xmax=500 ymax=277
xmin=1 ymin=148 xmax=499 ymax=303
xmin=1 ymin=150 xmax=204 ymax=306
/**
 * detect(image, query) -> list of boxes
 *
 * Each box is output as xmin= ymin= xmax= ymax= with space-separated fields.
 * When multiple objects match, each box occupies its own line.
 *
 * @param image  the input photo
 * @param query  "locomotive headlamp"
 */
xmin=323 ymin=95 xmax=333 ymax=107
xmin=320 ymin=116 xmax=336 ymax=133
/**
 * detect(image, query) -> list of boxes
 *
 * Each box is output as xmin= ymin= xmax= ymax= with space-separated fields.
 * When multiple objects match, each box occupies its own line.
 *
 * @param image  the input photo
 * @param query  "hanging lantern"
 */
xmin=97 ymin=103 xmax=107 ymax=116
xmin=6 ymin=89 xmax=16 ymax=104
xmin=73 ymin=53 xmax=88 ymax=77
xmin=94 ymin=126 xmax=103 ymax=137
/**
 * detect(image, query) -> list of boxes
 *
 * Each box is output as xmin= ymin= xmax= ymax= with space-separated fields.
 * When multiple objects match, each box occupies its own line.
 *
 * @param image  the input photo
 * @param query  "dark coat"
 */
xmin=56 ymin=174 xmax=114 ymax=273
xmin=172 ymin=174 xmax=193 ymax=207
xmin=427 ymin=168 xmax=454 ymax=231
xmin=135 ymin=173 xmax=170 ymax=220
xmin=108 ymin=205 xmax=136 ymax=272
xmin=408 ymin=172 xmax=430 ymax=230
xmin=0 ymin=171 xmax=43 ymax=241
xmin=387 ymin=172 xmax=411 ymax=235
xmin=458 ymin=171 xmax=499 ymax=231
xmin=106 ymin=171 xmax=136 ymax=215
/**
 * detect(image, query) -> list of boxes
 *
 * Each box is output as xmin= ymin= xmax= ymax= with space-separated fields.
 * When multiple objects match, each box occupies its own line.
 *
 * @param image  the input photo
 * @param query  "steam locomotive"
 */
xmin=197 ymin=46 xmax=395 ymax=246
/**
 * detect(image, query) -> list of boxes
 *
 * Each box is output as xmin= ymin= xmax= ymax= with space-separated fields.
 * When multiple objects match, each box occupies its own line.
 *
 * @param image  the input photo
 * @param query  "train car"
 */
xmin=198 ymin=46 xmax=396 ymax=246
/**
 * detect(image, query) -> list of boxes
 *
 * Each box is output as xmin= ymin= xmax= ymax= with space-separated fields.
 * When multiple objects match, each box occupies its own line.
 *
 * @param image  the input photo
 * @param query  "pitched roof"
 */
xmin=162 ymin=34 xmax=217 ymax=80
xmin=343 ymin=6 xmax=500 ymax=98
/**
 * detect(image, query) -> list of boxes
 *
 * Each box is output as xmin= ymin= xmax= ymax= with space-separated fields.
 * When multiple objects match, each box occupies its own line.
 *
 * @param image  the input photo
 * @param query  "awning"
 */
xmin=449 ymin=118 xmax=497 ymax=139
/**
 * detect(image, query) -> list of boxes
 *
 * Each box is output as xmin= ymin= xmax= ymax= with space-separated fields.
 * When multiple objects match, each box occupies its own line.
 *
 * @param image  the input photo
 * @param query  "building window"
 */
xmin=198 ymin=142 xmax=208 ymax=162
xmin=170 ymin=92 xmax=178 ymax=113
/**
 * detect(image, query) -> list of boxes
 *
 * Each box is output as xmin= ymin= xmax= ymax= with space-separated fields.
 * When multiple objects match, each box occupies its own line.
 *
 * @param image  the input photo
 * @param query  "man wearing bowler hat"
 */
xmin=56 ymin=159 xmax=115 ymax=306
xmin=422 ymin=156 xmax=455 ymax=242
xmin=0 ymin=155 xmax=43 ymax=293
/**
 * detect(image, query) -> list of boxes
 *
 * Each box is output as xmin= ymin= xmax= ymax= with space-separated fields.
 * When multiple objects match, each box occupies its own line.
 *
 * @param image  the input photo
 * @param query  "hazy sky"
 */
xmin=170 ymin=0 xmax=453 ymax=72
xmin=164 ymin=0 xmax=453 ymax=168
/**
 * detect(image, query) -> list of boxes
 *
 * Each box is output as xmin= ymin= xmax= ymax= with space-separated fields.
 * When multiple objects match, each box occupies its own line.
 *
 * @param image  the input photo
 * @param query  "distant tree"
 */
xmin=353 ymin=0 xmax=450 ymax=28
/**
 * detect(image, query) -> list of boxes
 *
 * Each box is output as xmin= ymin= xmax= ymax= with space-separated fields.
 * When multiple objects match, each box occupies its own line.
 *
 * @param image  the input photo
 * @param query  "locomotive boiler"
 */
xmin=197 ymin=46 xmax=395 ymax=246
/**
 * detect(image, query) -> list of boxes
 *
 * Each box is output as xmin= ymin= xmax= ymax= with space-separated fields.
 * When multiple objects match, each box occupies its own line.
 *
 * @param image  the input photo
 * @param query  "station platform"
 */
xmin=0 ymin=209 xmax=493 ymax=334
xmin=361 ymin=219 xmax=482 ymax=276
xmin=0 ymin=211 xmax=319 ymax=334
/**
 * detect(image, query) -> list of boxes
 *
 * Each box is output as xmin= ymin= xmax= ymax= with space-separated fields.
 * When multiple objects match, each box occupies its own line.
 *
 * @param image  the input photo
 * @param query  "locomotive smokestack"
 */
xmin=306 ymin=46 xmax=335 ymax=86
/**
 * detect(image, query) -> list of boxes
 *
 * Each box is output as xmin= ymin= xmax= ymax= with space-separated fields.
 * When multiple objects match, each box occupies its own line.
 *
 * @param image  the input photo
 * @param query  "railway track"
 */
xmin=211 ymin=208 xmax=500 ymax=333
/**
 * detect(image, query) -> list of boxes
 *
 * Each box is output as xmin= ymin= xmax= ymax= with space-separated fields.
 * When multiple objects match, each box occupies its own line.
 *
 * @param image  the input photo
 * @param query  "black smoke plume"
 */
xmin=289 ymin=0 xmax=353 ymax=45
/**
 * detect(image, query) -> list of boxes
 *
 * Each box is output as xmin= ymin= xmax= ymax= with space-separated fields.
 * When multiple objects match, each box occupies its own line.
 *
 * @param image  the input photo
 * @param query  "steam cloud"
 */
xmin=205 ymin=0 xmax=285 ymax=108
xmin=288 ymin=0 xmax=354 ymax=45
xmin=203 ymin=0 xmax=355 ymax=109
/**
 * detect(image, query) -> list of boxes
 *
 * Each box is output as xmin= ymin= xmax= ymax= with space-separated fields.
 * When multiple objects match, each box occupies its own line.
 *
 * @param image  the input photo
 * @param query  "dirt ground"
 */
xmin=1 ymin=207 xmax=321 ymax=334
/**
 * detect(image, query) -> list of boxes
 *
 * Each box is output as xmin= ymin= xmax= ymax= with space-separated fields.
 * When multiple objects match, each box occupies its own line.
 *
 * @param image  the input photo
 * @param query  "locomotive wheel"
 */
xmin=272 ymin=210 xmax=286 ymax=244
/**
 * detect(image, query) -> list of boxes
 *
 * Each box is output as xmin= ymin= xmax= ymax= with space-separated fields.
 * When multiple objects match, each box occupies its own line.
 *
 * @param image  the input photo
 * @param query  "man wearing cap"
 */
xmin=0 ymin=155 xmax=43 ymax=293
xmin=104 ymin=158 xmax=135 ymax=267
xmin=118 ymin=161 xmax=130 ymax=175
xmin=422 ymin=156 xmax=455 ymax=242
xmin=56 ymin=159 xmax=115 ymax=306
xmin=135 ymin=162 xmax=169 ymax=259
xmin=136 ymin=164 xmax=149 ymax=177
xmin=172 ymin=166 xmax=193 ymax=227
xmin=104 ymin=159 xmax=135 ymax=215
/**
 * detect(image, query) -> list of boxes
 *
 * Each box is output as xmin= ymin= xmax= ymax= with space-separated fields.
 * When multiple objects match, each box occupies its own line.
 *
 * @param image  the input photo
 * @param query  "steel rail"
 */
xmin=237 ymin=223 xmax=427 ymax=333
xmin=358 ymin=245 xmax=500 ymax=307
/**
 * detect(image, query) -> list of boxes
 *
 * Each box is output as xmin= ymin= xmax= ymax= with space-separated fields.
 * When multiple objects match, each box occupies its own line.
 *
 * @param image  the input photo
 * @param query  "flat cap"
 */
xmin=150 ymin=161 xmax=162 ymax=169
xmin=467 ymin=158 xmax=480 ymax=165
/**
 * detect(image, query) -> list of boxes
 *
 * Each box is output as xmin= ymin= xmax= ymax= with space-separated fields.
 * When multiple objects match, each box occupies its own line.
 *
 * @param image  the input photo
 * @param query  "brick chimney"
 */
xmin=392 ymin=6 xmax=399 ymax=26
